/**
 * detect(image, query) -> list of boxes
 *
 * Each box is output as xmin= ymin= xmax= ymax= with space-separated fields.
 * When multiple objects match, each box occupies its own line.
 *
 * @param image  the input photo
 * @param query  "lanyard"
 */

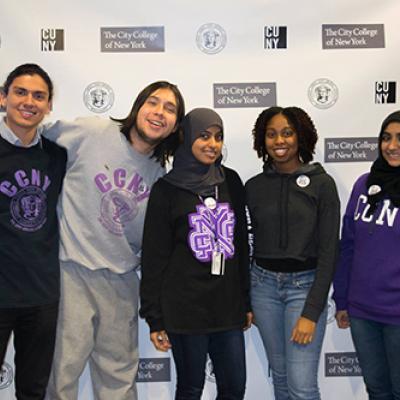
xmin=198 ymin=186 xmax=220 ymax=250
xmin=198 ymin=186 xmax=225 ymax=275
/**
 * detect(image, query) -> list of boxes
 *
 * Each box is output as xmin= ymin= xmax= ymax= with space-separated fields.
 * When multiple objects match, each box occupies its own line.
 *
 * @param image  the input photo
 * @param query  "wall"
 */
xmin=1 ymin=0 xmax=399 ymax=398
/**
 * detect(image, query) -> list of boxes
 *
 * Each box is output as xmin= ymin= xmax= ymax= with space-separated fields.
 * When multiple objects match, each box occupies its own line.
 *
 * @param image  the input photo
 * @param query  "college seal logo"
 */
xmin=83 ymin=82 xmax=114 ymax=113
xmin=0 ymin=362 xmax=14 ymax=390
xmin=308 ymin=78 xmax=338 ymax=109
xmin=196 ymin=23 xmax=227 ymax=54
xmin=99 ymin=189 xmax=139 ymax=236
xmin=10 ymin=186 xmax=47 ymax=232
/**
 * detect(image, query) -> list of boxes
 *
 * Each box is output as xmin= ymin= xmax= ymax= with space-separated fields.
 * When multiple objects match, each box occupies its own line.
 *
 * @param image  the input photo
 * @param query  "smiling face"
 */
xmin=265 ymin=113 xmax=301 ymax=173
xmin=191 ymin=125 xmax=223 ymax=165
xmin=381 ymin=122 xmax=400 ymax=167
xmin=132 ymin=87 xmax=178 ymax=152
xmin=0 ymin=74 xmax=51 ymax=141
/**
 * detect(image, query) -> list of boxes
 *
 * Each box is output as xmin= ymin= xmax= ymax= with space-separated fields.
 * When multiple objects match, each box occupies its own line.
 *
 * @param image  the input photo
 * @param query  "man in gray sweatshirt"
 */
xmin=44 ymin=81 xmax=185 ymax=400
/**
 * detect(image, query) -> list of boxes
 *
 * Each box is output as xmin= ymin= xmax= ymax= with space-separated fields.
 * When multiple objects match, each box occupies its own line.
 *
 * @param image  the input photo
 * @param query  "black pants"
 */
xmin=0 ymin=302 xmax=59 ymax=400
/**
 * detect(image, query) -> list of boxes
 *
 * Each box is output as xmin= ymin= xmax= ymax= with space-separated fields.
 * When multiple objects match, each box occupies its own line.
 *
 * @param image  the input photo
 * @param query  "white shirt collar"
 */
xmin=0 ymin=118 xmax=43 ymax=148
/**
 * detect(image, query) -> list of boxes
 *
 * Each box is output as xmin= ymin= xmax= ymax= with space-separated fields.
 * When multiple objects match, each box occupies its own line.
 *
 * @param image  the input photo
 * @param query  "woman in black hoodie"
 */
xmin=246 ymin=106 xmax=340 ymax=400
xmin=140 ymin=108 xmax=252 ymax=400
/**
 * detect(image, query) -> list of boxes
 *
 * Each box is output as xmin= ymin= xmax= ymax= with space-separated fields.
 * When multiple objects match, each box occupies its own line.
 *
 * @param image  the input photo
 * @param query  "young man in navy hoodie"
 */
xmin=0 ymin=64 xmax=66 ymax=400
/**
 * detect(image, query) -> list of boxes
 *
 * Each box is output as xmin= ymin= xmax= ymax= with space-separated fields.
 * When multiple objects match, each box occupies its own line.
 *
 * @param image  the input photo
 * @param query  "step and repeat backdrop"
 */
xmin=1 ymin=0 xmax=399 ymax=398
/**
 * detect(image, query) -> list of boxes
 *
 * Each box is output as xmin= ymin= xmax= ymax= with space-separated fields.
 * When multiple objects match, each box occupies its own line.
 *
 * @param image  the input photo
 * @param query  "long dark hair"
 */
xmin=111 ymin=81 xmax=185 ymax=167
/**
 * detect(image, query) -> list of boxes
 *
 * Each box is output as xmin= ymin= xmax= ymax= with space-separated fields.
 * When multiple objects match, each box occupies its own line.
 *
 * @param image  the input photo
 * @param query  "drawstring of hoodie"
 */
xmin=279 ymin=175 xmax=290 ymax=250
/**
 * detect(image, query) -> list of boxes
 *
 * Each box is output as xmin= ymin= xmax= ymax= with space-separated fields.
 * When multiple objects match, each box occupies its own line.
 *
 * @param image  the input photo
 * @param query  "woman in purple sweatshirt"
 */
xmin=333 ymin=111 xmax=400 ymax=400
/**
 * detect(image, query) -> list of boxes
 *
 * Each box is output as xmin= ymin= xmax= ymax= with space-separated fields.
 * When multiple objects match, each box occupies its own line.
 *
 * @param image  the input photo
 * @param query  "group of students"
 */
xmin=0 ymin=62 xmax=398 ymax=400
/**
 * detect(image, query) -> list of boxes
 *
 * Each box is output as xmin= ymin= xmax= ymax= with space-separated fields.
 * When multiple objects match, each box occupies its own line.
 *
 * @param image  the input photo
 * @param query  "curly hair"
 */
xmin=252 ymin=106 xmax=318 ymax=164
xmin=111 ymin=81 xmax=185 ymax=167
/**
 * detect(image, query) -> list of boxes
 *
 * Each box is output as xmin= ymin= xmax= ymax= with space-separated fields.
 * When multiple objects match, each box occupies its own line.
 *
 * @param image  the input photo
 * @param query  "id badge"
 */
xmin=211 ymin=251 xmax=225 ymax=276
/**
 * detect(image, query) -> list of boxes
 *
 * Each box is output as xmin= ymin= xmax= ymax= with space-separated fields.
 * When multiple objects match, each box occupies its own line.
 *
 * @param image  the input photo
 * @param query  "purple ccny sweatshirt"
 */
xmin=333 ymin=173 xmax=400 ymax=326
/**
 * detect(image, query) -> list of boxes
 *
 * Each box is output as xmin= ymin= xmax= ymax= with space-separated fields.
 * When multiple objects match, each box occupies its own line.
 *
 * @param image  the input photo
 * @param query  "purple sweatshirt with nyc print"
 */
xmin=333 ymin=173 xmax=400 ymax=326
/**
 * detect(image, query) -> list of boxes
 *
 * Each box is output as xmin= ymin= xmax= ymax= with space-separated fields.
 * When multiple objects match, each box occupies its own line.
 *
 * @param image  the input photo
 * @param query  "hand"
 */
xmin=150 ymin=330 xmax=172 ymax=352
xmin=244 ymin=312 xmax=253 ymax=330
xmin=290 ymin=316 xmax=316 ymax=345
xmin=335 ymin=310 xmax=350 ymax=329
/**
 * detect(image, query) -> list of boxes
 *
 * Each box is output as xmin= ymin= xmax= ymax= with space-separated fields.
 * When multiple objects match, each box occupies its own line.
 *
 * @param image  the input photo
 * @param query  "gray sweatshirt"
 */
xmin=44 ymin=117 xmax=164 ymax=273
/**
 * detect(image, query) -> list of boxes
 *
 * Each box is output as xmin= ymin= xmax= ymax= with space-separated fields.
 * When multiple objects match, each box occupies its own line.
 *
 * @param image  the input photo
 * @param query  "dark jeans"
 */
xmin=350 ymin=317 xmax=400 ymax=400
xmin=0 ymin=302 xmax=59 ymax=400
xmin=251 ymin=264 xmax=327 ymax=400
xmin=168 ymin=329 xmax=246 ymax=400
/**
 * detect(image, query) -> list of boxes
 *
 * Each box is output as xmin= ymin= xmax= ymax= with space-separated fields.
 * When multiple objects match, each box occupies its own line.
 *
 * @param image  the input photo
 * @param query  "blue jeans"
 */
xmin=350 ymin=317 xmax=400 ymax=400
xmin=250 ymin=263 xmax=327 ymax=400
xmin=168 ymin=329 xmax=246 ymax=400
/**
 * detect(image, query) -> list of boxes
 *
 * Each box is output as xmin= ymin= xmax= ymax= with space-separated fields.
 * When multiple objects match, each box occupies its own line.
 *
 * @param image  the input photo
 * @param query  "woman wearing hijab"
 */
xmin=333 ymin=111 xmax=400 ymax=400
xmin=246 ymin=106 xmax=340 ymax=400
xmin=140 ymin=108 xmax=251 ymax=400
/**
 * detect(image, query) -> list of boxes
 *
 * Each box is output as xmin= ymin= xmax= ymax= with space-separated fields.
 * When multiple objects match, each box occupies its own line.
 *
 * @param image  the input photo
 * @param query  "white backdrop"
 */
xmin=1 ymin=0 xmax=399 ymax=398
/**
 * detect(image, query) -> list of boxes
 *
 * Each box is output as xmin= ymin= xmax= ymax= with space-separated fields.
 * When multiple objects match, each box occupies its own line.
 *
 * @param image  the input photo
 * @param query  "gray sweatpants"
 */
xmin=46 ymin=261 xmax=139 ymax=400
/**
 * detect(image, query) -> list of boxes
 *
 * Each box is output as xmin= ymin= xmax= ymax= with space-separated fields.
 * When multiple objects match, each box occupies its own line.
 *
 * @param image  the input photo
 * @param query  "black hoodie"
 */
xmin=245 ymin=162 xmax=340 ymax=322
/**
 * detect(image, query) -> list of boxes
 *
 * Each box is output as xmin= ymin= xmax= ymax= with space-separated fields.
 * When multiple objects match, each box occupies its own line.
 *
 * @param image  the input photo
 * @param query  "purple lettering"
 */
xmin=114 ymin=168 xmax=126 ymax=189
xmin=31 ymin=169 xmax=41 ymax=186
xmin=0 ymin=181 xmax=17 ymax=197
xmin=42 ymin=176 xmax=51 ymax=191
xmin=188 ymin=203 xmax=235 ymax=262
xmin=136 ymin=189 xmax=150 ymax=202
xmin=15 ymin=170 xmax=29 ymax=187
xmin=126 ymin=173 xmax=142 ymax=193
xmin=94 ymin=173 xmax=112 ymax=193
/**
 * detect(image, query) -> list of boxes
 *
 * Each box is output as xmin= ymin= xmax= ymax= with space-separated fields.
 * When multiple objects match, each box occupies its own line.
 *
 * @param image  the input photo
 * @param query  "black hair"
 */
xmin=3 ymin=63 xmax=54 ymax=101
xmin=377 ymin=110 xmax=400 ymax=157
xmin=111 ymin=81 xmax=185 ymax=167
xmin=252 ymin=106 xmax=318 ymax=163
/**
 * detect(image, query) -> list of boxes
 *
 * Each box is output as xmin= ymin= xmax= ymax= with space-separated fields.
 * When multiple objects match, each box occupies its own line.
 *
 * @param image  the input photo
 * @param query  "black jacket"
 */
xmin=245 ymin=162 xmax=340 ymax=322
xmin=140 ymin=166 xmax=250 ymax=334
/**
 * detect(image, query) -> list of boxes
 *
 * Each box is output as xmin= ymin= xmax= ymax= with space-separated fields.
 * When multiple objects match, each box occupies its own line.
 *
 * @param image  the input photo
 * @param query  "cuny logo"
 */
xmin=264 ymin=26 xmax=287 ymax=49
xmin=375 ymin=81 xmax=396 ymax=104
xmin=41 ymin=29 xmax=64 ymax=51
